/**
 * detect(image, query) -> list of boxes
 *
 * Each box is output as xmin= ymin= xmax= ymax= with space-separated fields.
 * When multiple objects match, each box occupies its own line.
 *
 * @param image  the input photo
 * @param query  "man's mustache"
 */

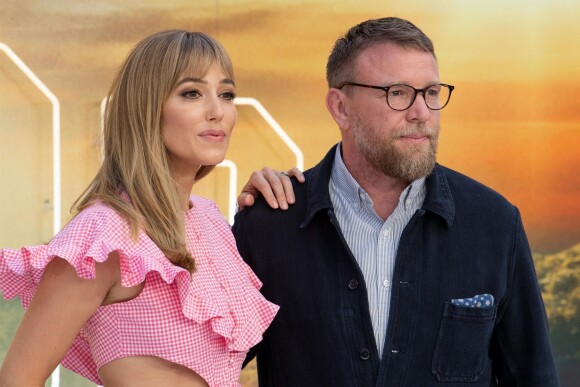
xmin=392 ymin=124 xmax=437 ymax=139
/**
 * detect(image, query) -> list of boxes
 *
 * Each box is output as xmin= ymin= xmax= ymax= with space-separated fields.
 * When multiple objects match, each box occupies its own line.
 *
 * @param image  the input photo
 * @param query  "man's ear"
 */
xmin=326 ymin=88 xmax=350 ymax=131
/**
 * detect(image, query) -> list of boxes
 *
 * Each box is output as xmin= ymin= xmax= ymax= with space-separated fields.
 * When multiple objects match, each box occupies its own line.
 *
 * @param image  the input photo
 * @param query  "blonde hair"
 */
xmin=74 ymin=30 xmax=234 ymax=272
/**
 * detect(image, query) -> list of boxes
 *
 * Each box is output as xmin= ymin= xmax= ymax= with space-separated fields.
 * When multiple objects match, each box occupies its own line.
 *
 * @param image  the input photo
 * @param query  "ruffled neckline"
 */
xmin=1 ymin=197 xmax=278 ymax=353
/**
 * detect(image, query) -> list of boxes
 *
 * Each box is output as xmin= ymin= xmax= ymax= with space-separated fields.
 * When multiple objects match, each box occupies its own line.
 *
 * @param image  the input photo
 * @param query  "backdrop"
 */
xmin=1 ymin=1 xmax=578 ymax=386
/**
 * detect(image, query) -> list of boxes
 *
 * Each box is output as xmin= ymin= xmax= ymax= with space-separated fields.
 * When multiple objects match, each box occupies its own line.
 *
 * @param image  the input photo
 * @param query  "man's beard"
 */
xmin=352 ymin=116 xmax=438 ymax=182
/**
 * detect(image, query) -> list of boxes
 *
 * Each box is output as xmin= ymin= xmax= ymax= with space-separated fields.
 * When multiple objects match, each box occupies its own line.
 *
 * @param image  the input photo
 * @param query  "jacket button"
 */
xmin=360 ymin=348 xmax=370 ymax=360
xmin=348 ymin=279 xmax=359 ymax=290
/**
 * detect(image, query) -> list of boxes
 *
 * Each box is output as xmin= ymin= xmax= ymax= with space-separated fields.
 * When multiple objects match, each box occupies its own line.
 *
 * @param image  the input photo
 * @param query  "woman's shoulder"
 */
xmin=54 ymin=200 xmax=130 ymax=246
xmin=188 ymin=195 xmax=226 ymax=221
xmin=188 ymin=194 xmax=217 ymax=210
xmin=72 ymin=199 xmax=128 ymax=225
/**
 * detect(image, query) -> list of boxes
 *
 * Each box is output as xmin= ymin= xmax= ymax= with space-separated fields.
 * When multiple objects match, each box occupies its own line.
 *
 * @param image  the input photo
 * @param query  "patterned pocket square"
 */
xmin=451 ymin=294 xmax=494 ymax=308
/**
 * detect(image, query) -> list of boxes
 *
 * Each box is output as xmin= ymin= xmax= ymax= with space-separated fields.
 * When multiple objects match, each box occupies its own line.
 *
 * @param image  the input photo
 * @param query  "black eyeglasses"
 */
xmin=338 ymin=82 xmax=455 ymax=111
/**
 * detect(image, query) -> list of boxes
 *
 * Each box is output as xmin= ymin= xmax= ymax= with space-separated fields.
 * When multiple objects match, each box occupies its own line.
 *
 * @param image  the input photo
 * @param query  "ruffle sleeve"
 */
xmin=0 ymin=202 xmax=188 ymax=307
xmin=0 ymin=198 xmax=278 ymax=353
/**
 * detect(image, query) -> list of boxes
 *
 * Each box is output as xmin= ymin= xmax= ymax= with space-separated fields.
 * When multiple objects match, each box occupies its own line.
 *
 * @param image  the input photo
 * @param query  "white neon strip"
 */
xmin=100 ymin=97 xmax=107 ymax=160
xmin=0 ymin=43 xmax=61 ymax=234
xmin=0 ymin=42 xmax=61 ymax=387
xmin=235 ymin=97 xmax=304 ymax=170
xmin=217 ymin=159 xmax=237 ymax=224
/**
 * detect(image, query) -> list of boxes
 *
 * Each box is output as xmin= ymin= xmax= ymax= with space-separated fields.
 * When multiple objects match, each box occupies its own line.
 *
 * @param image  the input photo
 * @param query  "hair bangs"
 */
xmin=177 ymin=32 xmax=234 ymax=86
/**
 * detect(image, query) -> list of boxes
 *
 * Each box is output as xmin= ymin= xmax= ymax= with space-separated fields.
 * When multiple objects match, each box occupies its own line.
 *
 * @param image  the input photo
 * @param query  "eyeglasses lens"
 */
xmin=387 ymin=85 xmax=451 ymax=110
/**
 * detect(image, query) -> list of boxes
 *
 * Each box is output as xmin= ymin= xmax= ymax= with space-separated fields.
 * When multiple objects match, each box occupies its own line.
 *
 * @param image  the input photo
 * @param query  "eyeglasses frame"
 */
xmin=337 ymin=82 xmax=455 ymax=111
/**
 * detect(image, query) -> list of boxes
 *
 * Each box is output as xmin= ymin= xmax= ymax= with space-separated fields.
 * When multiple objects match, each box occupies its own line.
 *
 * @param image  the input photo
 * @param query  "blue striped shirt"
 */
xmin=329 ymin=145 xmax=426 ymax=358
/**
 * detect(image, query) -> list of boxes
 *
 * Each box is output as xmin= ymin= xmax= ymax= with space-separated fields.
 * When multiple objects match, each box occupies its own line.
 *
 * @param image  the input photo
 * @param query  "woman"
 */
xmin=0 ymin=30 xmax=278 ymax=386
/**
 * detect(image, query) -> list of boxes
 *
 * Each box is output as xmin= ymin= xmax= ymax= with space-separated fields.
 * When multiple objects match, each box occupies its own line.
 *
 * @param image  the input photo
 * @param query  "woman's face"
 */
xmin=162 ymin=64 xmax=237 ymax=176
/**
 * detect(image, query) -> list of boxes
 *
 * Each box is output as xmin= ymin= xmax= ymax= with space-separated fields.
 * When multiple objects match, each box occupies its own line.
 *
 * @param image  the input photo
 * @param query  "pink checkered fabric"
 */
xmin=0 ymin=195 xmax=279 ymax=386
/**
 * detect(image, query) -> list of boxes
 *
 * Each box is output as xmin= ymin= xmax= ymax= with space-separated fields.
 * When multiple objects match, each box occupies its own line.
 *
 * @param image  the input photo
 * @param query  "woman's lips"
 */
xmin=199 ymin=130 xmax=226 ymax=141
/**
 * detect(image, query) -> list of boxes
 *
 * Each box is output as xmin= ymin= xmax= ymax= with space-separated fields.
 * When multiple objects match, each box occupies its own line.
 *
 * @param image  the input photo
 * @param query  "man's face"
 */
xmin=343 ymin=43 xmax=441 ymax=182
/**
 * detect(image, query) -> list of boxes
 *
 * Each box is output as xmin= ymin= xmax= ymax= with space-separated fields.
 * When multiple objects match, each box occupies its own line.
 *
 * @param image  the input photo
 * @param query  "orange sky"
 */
xmin=1 ymin=0 xmax=578 ymax=252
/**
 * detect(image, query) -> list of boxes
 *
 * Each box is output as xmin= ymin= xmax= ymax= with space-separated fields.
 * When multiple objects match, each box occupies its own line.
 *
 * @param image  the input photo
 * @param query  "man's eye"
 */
xmin=181 ymin=90 xmax=201 ymax=99
xmin=426 ymin=88 xmax=440 ymax=97
xmin=389 ymin=89 xmax=408 ymax=97
xmin=221 ymin=92 xmax=236 ymax=101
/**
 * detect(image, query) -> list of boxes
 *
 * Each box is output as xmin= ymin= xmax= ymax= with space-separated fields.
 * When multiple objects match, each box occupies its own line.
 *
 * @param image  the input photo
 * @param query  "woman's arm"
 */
xmin=0 ymin=254 xmax=121 ymax=386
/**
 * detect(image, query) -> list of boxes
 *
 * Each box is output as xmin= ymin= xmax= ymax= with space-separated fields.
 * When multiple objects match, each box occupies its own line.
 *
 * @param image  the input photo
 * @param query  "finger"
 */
xmin=278 ymin=172 xmax=296 ymax=204
xmin=254 ymin=168 xmax=284 ymax=209
xmin=260 ymin=167 xmax=288 ymax=209
xmin=286 ymin=167 xmax=305 ymax=183
xmin=238 ymin=170 xmax=279 ymax=209
xmin=236 ymin=191 xmax=255 ymax=211
xmin=263 ymin=168 xmax=289 ymax=210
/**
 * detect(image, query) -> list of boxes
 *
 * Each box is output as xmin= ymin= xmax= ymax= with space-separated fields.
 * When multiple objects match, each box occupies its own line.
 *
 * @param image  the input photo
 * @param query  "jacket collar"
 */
xmin=301 ymin=143 xmax=455 ymax=228
xmin=300 ymin=145 xmax=337 ymax=228
xmin=422 ymin=163 xmax=455 ymax=228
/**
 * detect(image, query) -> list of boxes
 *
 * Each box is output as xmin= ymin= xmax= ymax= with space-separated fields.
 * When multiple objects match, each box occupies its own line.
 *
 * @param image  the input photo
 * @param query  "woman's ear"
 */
xmin=326 ymin=88 xmax=350 ymax=131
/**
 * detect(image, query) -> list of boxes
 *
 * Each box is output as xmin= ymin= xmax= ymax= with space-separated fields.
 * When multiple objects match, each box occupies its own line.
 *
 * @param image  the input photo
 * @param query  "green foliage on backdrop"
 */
xmin=534 ymin=244 xmax=580 ymax=384
xmin=1 ymin=243 xmax=579 ymax=386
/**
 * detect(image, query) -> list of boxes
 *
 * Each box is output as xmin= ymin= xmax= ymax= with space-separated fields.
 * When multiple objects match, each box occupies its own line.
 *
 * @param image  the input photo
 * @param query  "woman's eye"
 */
xmin=181 ymin=90 xmax=201 ymax=99
xmin=221 ymin=92 xmax=236 ymax=101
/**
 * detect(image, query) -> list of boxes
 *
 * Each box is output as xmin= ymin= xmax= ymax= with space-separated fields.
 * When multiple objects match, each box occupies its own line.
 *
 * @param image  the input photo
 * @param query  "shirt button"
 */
xmin=383 ymin=279 xmax=390 ymax=288
xmin=360 ymin=348 xmax=370 ymax=360
xmin=348 ymin=279 xmax=359 ymax=290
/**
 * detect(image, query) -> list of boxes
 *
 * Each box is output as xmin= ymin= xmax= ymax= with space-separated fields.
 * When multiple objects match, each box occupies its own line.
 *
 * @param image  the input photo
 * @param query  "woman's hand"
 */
xmin=237 ymin=167 xmax=304 ymax=211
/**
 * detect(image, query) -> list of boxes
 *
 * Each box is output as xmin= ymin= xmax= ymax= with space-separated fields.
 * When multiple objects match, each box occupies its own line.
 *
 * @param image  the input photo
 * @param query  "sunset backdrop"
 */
xmin=1 ymin=1 xmax=578 ymax=385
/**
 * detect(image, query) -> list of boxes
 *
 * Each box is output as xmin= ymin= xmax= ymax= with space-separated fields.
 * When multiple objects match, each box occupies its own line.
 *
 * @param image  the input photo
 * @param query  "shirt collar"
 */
xmin=301 ymin=143 xmax=455 ymax=228
xmin=330 ymin=143 xmax=426 ymax=212
xmin=401 ymin=176 xmax=426 ymax=211
xmin=330 ymin=144 xmax=365 ymax=211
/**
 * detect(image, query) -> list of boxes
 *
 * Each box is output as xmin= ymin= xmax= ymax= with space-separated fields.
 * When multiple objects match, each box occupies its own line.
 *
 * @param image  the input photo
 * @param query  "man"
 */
xmin=233 ymin=17 xmax=559 ymax=386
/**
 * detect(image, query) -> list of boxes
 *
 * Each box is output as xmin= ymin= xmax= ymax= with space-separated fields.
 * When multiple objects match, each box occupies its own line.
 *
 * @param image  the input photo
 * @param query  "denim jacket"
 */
xmin=233 ymin=145 xmax=559 ymax=387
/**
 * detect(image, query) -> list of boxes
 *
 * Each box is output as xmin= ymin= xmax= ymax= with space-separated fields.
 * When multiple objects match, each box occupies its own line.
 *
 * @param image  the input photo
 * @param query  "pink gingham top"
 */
xmin=0 ymin=195 xmax=279 ymax=386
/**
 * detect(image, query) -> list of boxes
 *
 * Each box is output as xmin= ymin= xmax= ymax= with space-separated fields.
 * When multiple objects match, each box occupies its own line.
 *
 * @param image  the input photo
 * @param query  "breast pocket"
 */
xmin=431 ymin=302 xmax=496 ymax=383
